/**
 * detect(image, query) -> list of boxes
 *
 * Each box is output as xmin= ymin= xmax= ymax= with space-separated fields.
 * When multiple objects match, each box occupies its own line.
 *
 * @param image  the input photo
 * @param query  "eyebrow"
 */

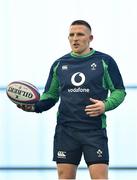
xmin=69 ymin=32 xmax=85 ymax=36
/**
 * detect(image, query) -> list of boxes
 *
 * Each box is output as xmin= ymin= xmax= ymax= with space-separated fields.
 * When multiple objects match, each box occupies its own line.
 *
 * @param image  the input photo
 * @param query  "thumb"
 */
xmin=89 ymin=98 xmax=98 ymax=103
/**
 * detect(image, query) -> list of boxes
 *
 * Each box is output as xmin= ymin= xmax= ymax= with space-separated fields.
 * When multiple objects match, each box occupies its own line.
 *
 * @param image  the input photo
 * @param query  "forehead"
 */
xmin=69 ymin=25 xmax=90 ymax=34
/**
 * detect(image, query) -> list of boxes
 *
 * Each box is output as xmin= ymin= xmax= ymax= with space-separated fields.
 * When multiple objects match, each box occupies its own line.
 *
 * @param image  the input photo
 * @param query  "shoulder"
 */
xmin=58 ymin=53 xmax=71 ymax=61
xmin=95 ymin=50 xmax=118 ymax=66
xmin=95 ymin=50 xmax=114 ymax=60
xmin=52 ymin=53 xmax=71 ymax=66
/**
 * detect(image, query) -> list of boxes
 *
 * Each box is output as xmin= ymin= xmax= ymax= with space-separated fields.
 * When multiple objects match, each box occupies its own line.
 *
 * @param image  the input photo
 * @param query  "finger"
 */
xmin=86 ymin=109 xmax=99 ymax=114
xmin=17 ymin=104 xmax=25 ymax=109
xmin=24 ymin=105 xmax=31 ymax=111
xmin=89 ymin=98 xmax=98 ymax=103
xmin=17 ymin=104 xmax=21 ymax=108
xmin=85 ymin=108 xmax=94 ymax=112
xmin=85 ymin=103 xmax=99 ymax=108
xmin=18 ymin=104 xmax=29 ymax=111
xmin=86 ymin=111 xmax=100 ymax=117
xmin=85 ymin=106 xmax=100 ymax=112
xmin=23 ymin=105 xmax=35 ymax=112
xmin=89 ymin=113 xmax=100 ymax=117
xmin=21 ymin=105 xmax=27 ymax=110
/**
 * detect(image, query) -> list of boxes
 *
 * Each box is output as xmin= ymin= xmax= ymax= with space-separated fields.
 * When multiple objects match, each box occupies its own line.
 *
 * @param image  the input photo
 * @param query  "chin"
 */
xmin=73 ymin=49 xmax=81 ymax=54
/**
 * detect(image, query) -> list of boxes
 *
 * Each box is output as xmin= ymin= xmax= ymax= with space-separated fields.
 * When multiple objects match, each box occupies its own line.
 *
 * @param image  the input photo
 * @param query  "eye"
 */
xmin=69 ymin=32 xmax=85 ymax=38
xmin=69 ymin=33 xmax=74 ymax=37
xmin=77 ymin=33 xmax=85 ymax=36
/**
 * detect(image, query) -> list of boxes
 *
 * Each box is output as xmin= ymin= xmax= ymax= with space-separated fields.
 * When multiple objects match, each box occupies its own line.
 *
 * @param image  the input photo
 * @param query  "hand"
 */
xmin=85 ymin=98 xmax=105 ymax=117
xmin=17 ymin=104 xmax=35 ymax=112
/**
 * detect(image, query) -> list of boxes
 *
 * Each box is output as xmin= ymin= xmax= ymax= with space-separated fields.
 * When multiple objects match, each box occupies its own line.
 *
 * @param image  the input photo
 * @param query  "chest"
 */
xmin=57 ymin=59 xmax=104 ymax=88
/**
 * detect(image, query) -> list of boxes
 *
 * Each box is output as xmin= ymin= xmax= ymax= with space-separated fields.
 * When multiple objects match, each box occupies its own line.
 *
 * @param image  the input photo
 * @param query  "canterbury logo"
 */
xmin=71 ymin=72 xmax=85 ymax=87
xmin=57 ymin=151 xmax=66 ymax=159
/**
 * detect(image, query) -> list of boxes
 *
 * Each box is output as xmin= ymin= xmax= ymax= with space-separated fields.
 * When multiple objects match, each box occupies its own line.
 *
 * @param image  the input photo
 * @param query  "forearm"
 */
xmin=104 ymin=89 xmax=126 ymax=111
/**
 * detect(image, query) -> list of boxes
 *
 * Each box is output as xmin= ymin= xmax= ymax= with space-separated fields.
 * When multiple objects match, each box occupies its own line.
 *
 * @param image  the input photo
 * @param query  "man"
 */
xmin=18 ymin=20 xmax=126 ymax=179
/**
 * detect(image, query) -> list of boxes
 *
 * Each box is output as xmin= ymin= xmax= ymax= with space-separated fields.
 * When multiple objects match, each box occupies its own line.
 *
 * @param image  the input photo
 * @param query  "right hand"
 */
xmin=17 ymin=104 xmax=35 ymax=112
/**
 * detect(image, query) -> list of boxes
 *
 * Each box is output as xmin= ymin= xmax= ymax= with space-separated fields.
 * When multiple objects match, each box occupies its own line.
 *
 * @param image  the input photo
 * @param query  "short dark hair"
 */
xmin=71 ymin=20 xmax=91 ymax=32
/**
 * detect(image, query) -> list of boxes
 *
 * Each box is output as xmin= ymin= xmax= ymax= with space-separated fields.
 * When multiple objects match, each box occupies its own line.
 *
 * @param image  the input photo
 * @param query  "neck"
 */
xmin=71 ymin=49 xmax=95 ymax=58
xmin=72 ymin=48 xmax=93 ymax=56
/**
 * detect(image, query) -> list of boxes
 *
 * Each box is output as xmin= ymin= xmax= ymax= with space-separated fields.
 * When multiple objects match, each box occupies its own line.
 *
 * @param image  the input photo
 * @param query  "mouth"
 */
xmin=73 ymin=43 xmax=80 ymax=48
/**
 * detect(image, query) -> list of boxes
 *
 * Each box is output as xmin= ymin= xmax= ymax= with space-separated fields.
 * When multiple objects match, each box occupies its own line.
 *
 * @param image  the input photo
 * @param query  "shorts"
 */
xmin=53 ymin=125 xmax=109 ymax=166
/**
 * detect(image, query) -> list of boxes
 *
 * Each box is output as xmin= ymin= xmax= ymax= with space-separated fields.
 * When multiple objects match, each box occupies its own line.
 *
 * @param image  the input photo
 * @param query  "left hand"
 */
xmin=85 ymin=98 xmax=105 ymax=117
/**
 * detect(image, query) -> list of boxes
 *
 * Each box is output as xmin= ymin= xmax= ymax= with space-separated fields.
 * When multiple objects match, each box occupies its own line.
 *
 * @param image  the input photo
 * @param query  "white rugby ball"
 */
xmin=6 ymin=81 xmax=40 ymax=105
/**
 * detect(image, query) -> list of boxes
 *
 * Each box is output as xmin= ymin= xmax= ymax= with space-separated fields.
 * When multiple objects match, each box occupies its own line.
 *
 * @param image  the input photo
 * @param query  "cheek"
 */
xmin=69 ymin=39 xmax=73 ymax=45
xmin=82 ymin=40 xmax=90 ymax=46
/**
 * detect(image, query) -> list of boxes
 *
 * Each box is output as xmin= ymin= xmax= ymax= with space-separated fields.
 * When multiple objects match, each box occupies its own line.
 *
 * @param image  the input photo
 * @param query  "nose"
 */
xmin=73 ymin=34 xmax=78 ymax=40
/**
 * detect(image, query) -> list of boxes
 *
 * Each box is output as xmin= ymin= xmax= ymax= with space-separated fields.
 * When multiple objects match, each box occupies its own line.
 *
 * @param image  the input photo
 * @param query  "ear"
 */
xmin=89 ymin=35 xmax=93 ymax=42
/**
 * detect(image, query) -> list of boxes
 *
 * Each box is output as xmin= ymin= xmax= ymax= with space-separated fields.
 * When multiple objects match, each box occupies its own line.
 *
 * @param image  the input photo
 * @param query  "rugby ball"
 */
xmin=6 ymin=81 xmax=40 ymax=105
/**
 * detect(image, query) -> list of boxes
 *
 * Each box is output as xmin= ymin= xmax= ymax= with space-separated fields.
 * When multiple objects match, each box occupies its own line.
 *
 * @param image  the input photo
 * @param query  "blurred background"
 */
xmin=0 ymin=0 xmax=137 ymax=179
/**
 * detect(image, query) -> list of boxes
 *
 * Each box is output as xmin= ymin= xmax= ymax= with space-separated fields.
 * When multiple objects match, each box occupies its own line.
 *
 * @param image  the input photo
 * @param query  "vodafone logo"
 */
xmin=68 ymin=72 xmax=89 ymax=93
xmin=71 ymin=72 xmax=85 ymax=87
